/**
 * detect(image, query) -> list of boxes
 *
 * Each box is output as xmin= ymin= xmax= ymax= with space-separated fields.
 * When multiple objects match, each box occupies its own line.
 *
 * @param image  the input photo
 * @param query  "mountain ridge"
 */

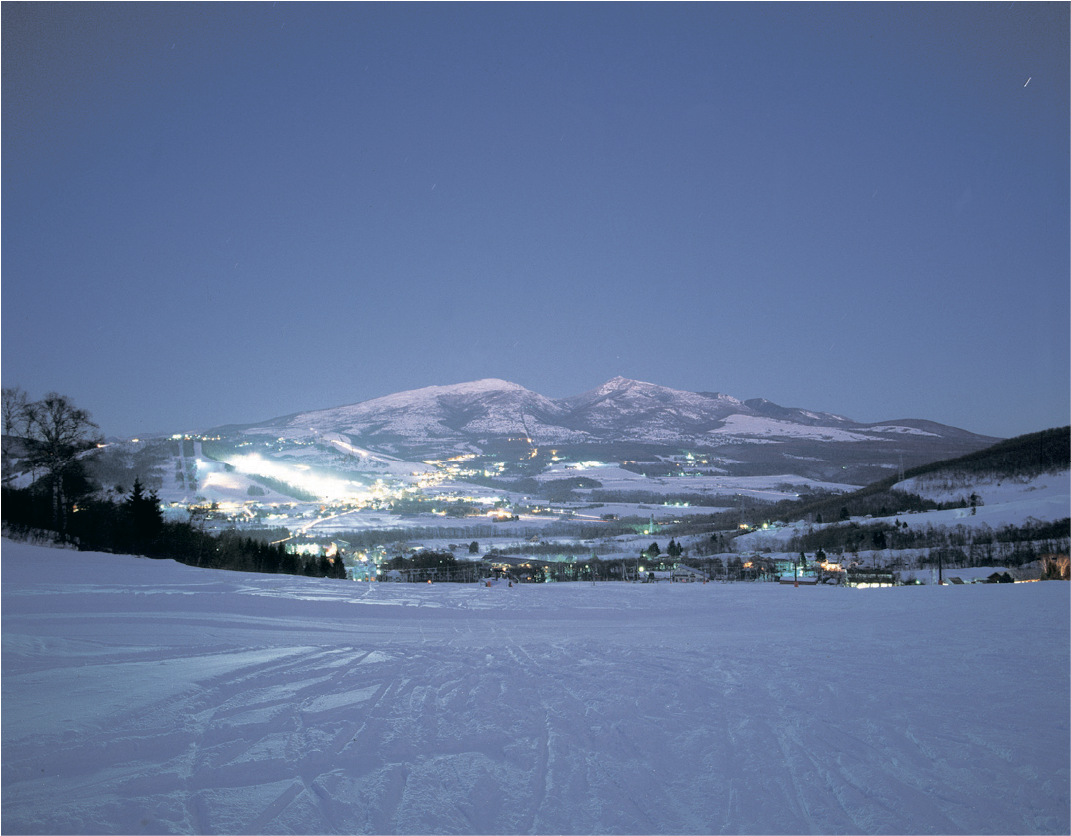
xmin=219 ymin=377 xmax=1002 ymax=485
xmin=256 ymin=377 xmax=993 ymax=440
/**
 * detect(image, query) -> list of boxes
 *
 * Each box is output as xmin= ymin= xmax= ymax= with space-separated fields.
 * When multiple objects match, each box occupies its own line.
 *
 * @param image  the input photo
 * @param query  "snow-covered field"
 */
xmin=532 ymin=462 xmax=856 ymax=501
xmin=3 ymin=539 xmax=1068 ymax=835
xmin=900 ymin=471 xmax=1071 ymax=525
xmin=735 ymin=469 xmax=1071 ymax=554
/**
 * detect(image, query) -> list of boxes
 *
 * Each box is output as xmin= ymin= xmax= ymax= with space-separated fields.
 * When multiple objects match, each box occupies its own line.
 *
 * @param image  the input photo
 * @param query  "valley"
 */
xmin=56 ymin=379 xmax=1064 ymax=585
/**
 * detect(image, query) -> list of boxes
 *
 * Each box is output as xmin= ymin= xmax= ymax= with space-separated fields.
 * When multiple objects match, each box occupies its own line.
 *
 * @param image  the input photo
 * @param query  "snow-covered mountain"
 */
xmin=741 ymin=397 xmax=853 ymax=426
xmin=256 ymin=379 xmax=584 ymax=450
xmin=231 ymin=377 xmax=1000 ymax=483
xmin=558 ymin=377 xmax=745 ymax=437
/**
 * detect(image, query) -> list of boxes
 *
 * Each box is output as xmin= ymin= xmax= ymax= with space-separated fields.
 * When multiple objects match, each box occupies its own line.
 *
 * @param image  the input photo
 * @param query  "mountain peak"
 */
xmin=436 ymin=378 xmax=527 ymax=395
xmin=600 ymin=376 xmax=648 ymax=391
xmin=235 ymin=378 xmax=998 ymax=484
xmin=594 ymin=376 xmax=696 ymax=397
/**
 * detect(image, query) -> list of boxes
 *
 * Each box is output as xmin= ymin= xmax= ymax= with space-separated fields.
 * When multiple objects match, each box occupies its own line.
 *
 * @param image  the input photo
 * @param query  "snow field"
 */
xmin=2 ymin=539 xmax=1068 ymax=835
xmin=734 ymin=468 xmax=1070 ymax=554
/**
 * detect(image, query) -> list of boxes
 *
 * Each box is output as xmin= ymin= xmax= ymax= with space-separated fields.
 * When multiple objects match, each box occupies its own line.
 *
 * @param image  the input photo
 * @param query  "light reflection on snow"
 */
xmin=229 ymin=453 xmax=368 ymax=502
xmin=3 ymin=539 xmax=1069 ymax=836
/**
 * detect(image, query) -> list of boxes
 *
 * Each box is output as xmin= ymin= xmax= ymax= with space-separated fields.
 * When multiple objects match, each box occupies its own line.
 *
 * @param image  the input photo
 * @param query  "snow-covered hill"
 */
xmin=267 ymin=379 xmax=581 ymax=448
xmin=733 ymin=466 xmax=1070 ymax=558
xmin=2 ymin=539 xmax=1067 ymax=834
xmin=557 ymin=376 xmax=743 ymax=435
xmin=226 ymin=377 xmax=1000 ymax=484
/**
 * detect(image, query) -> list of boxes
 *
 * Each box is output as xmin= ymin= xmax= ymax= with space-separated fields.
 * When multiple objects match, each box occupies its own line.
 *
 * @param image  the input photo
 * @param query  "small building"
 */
xmin=672 ymin=564 xmax=709 ymax=582
xmin=845 ymin=568 xmax=896 ymax=587
xmin=481 ymin=554 xmax=556 ymax=583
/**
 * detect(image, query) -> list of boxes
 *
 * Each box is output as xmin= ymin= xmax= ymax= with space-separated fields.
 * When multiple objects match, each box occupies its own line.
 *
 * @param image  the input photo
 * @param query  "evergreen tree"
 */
xmin=125 ymin=477 xmax=163 ymax=555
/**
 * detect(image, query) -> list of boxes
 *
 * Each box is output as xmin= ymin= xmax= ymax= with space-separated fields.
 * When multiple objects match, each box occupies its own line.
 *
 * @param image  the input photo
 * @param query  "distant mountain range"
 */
xmin=223 ymin=377 xmax=1001 ymax=485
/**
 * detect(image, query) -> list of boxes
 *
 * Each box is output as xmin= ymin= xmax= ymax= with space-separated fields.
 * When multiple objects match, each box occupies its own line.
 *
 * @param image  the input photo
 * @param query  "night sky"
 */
xmin=4 ymin=3 xmax=1068 ymax=440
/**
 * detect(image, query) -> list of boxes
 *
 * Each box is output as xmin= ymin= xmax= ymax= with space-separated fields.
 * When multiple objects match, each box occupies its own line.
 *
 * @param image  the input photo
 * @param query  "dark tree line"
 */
xmin=1 ymin=389 xmax=346 ymax=581
xmin=2 ymin=480 xmax=348 ymax=579
xmin=781 ymin=517 xmax=1070 ymax=568
xmin=382 ymin=550 xmax=485 ymax=582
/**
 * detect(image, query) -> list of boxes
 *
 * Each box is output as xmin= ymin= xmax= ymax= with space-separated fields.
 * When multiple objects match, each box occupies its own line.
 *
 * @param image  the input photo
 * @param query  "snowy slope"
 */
xmin=897 ymin=470 xmax=1071 ymax=509
xmin=558 ymin=376 xmax=742 ymax=434
xmin=742 ymin=397 xmax=853 ymax=426
xmin=532 ymin=462 xmax=856 ymax=501
xmin=3 ymin=539 xmax=1068 ymax=835
xmin=704 ymin=413 xmax=880 ymax=442
xmin=734 ymin=469 xmax=1071 ymax=553
xmin=226 ymin=378 xmax=999 ymax=480
xmin=278 ymin=379 xmax=583 ymax=446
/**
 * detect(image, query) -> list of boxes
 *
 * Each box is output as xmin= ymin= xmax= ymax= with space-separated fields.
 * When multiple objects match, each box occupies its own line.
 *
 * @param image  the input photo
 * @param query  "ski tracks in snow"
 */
xmin=3 ymin=558 xmax=1069 ymax=835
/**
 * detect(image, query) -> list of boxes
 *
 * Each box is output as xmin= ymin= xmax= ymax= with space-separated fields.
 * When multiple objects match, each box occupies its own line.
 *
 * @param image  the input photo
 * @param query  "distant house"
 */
xmin=770 ymin=557 xmax=797 ymax=575
xmin=768 ymin=556 xmax=819 ymax=579
xmin=481 ymin=554 xmax=555 ymax=582
xmin=845 ymin=568 xmax=895 ymax=587
xmin=778 ymin=574 xmax=819 ymax=585
xmin=672 ymin=565 xmax=708 ymax=582
xmin=642 ymin=564 xmax=709 ymax=582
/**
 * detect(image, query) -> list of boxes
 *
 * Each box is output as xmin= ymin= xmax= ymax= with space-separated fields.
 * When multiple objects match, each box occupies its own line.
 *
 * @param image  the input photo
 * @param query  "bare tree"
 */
xmin=2 ymin=386 xmax=30 ymax=437
xmin=25 ymin=392 xmax=102 ymax=531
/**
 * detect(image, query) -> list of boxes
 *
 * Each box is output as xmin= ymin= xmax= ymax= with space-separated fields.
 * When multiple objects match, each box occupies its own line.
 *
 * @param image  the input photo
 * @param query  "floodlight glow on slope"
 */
xmin=229 ymin=454 xmax=367 ymax=502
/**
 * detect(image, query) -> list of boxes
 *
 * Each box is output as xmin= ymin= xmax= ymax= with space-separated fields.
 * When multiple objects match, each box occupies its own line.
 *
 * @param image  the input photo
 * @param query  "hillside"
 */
xmin=897 ymin=425 xmax=1070 ymax=483
xmin=768 ymin=426 xmax=1070 ymax=524
xmin=1 ymin=385 xmax=1036 ymax=562
xmin=729 ymin=427 xmax=1070 ymax=571
xmin=227 ymin=377 xmax=1000 ymax=485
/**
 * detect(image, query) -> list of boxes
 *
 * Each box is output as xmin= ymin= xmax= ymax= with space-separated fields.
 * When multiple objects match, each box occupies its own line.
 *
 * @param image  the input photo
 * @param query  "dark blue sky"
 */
xmin=4 ymin=3 xmax=1068 ymax=439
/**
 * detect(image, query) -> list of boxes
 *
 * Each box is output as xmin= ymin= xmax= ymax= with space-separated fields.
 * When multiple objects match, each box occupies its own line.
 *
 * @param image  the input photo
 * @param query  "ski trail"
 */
xmin=240 ymin=781 xmax=305 ymax=835
xmin=4 ymin=548 xmax=1068 ymax=835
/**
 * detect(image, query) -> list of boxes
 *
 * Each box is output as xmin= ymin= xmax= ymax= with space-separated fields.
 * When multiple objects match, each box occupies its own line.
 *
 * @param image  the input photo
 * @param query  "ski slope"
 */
xmin=3 ymin=539 xmax=1068 ymax=835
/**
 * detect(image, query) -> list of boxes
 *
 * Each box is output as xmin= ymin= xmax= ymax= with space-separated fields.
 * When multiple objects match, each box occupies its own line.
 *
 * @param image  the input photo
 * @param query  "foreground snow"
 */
xmin=2 ymin=540 xmax=1068 ymax=835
